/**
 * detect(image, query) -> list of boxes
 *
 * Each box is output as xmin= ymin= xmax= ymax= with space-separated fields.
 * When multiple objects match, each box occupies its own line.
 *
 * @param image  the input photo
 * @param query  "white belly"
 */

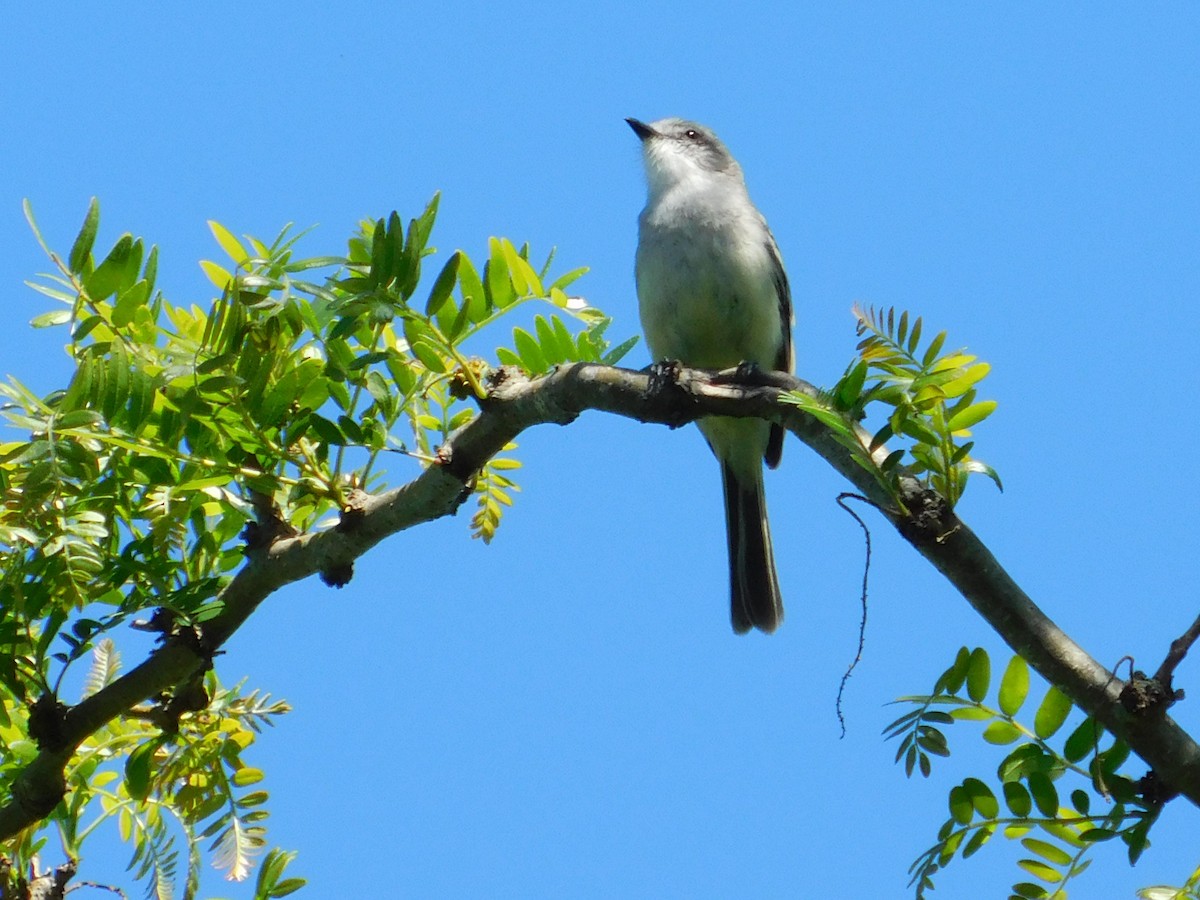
xmin=635 ymin=206 xmax=783 ymax=371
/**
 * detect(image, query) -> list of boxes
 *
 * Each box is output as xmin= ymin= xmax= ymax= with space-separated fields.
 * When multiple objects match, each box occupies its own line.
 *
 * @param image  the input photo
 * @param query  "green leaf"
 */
xmin=142 ymin=244 xmax=158 ymax=295
xmin=998 ymin=655 xmax=1030 ymax=717
xmin=1062 ymin=718 xmax=1101 ymax=763
xmin=1136 ymin=889 xmax=1182 ymax=900
xmin=947 ymin=399 xmax=997 ymax=432
xmin=1033 ymin=687 xmax=1073 ymax=740
xmin=1011 ymin=883 xmax=1050 ymax=899
xmin=337 ymin=415 xmax=364 ymax=443
xmin=200 ymin=259 xmax=233 ymax=290
xmin=836 ymin=360 xmax=868 ymax=409
xmin=549 ymin=265 xmax=588 ymax=292
xmin=950 ymin=706 xmax=993 ymax=721
xmin=982 ymin=721 xmax=1022 ymax=745
xmin=534 ymin=315 xmax=565 ymax=366
xmin=1021 ymin=837 xmax=1073 ymax=867
xmin=458 ymin=253 xmax=488 ymax=322
xmin=511 ymin=327 xmax=547 ymax=374
xmin=502 ymin=238 xmax=541 ymax=296
xmin=1124 ymin=818 xmax=1151 ymax=865
xmin=940 ymin=363 xmax=991 ymax=398
xmin=269 ymin=879 xmax=308 ymax=898
xmin=869 ymin=422 xmax=894 ymax=452
xmin=916 ymin=727 xmax=950 ymax=757
xmin=602 ymin=334 xmax=639 ymax=366
xmin=25 ymin=281 xmax=77 ymax=304
xmin=68 ymin=197 xmax=101 ymax=274
xmin=496 ymin=347 xmax=522 ymax=368
xmin=112 ymin=279 xmax=150 ymax=327
xmin=1027 ymin=771 xmax=1059 ymax=817
xmin=907 ymin=315 xmax=923 ymax=355
xmin=209 ymin=219 xmax=250 ymax=265
xmin=233 ymin=767 xmax=265 ymax=786
xmin=997 ymin=744 xmax=1053 ymax=782
xmin=31 ymin=310 xmax=72 ymax=328
xmin=124 ymin=738 xmax=161 ymax=802
xmin=1003 ymin=780 xmax=1032 ymax=817
xmin=307 ymin=413 xmax=345 ymax=445
xmin=963 ymin=458 xmax=1004 ymax=492
xmin=898 ymin=415 xmax=942 ymax=446
xmin=1069 ymin=789 xmax=1090 ymax=815
xmin=425 ymin=251 xmax=461 ymax=318
xmin=1017 ymin=858 xmax=1061 ymax=882
xmin=410 ymin=341 xmax=447 ymax=373
xmin=937 ymin=647 xmax=972 ymax=693
xmin=370 ymin=216 xmax=391 ymax=287
xmin=413 ymin=191 xmax=440 ymax=250
xmin=486 ymin=238 xmax=517 ymax=309
xmin=966 ymin=647 xmax=990 ymax=703
xmin=86 ymin=234 xmax=135 ymax=300
xmin=399 ymin=215 xmax=423 ymax=298
xmin=948 ymin=784 xmax=973 ymax=824
xmin=962 ymin=822 xmax=993 ymax=859
xmin=930 ymin=352 xmax=977 ymax=374
xmin=1095 ymin=739 xmax=1131 ymax=776
xmin=962 ymin=777 xmax=999 ymax=819
xmin=921 ymin=330 xmax=948 ymax=367
xmin=938 ymin=827 xmax=966 ymax=864
xmin=1040 ymin=820 xmax=1087 ymax=850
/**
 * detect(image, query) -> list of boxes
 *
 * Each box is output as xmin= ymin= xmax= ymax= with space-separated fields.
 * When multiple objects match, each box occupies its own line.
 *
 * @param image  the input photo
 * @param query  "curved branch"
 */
xmin=2 ymin=362 xmax=1197 ymax=840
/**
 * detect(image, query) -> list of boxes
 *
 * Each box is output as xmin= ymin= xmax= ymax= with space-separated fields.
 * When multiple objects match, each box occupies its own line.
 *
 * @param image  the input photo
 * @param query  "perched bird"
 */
xmin=627 ymin=117 xmax=793 ymax=634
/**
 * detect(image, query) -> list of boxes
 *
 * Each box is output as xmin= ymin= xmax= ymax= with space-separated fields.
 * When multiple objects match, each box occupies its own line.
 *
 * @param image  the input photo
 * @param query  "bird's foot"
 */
xmin=645 ymin=359 xmax=695 ymax=429
xmin=646 ymin=359 xmax=683 ymax=383
xmin=712 ymin=360 xmax=766 ymax=386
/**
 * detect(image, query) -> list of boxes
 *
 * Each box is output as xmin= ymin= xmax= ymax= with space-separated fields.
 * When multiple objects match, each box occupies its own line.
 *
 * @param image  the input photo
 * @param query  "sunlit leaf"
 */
xmin=209 ymin=220 xmax=250 ymax=266
xmin=966 ymin=648 xmax=990 ymax=703
xmin=962 ymin=777 xmax=999 ymax=818
xmin=200 ymin=259 xmax=233 ymax=291
xmin=947 ymin=399 xmax=997 ymax=432
xmin=1033 ymin=687 xmax=1073 ymax=740
xmin=68 ymin=197 xmax=101 ymax=274
xmin=1022 ymin=837 xmax=1073 ymax=867
xmin=998 ymin=655 xmax=1029 ymax=716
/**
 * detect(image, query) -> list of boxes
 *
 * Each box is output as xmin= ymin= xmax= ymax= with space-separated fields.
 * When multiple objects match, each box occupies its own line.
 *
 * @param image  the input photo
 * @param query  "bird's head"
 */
xmin=626 ymin=117 xmax=744 ymax=198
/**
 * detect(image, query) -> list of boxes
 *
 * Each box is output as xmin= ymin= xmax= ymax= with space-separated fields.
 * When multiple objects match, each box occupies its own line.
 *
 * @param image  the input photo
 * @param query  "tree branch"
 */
xmin=2 ymin=361 xmax=1198 ymax=840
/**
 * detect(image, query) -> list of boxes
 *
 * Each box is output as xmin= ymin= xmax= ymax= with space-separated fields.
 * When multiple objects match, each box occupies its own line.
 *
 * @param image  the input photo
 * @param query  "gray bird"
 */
xmin=627 ymin=116 xmax=793 ymax=634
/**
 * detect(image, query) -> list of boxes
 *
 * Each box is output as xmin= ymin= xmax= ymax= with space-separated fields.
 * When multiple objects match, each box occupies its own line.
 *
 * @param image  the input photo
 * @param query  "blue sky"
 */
xmin=3 ymin=4 xmax=1200 ymax=897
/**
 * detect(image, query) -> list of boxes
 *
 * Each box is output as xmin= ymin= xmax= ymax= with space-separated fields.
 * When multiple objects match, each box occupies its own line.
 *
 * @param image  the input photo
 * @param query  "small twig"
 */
xmin=834 ymin=492 xmax=876 ymax=738
xmin=65 ymin=881 xmax=127 ymax=898
xmin=1154 ymin=610 xmax=1200 ymax=693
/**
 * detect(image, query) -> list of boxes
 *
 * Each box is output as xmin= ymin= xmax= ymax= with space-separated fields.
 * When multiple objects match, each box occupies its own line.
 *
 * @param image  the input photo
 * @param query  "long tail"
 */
xmin=721 ymin=462 xmax=784 ymax=634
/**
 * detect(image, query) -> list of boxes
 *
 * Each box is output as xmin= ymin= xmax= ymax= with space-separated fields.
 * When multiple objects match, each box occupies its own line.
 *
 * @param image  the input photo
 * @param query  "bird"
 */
xmin=627 ymin=116 xmax=793 ymax=634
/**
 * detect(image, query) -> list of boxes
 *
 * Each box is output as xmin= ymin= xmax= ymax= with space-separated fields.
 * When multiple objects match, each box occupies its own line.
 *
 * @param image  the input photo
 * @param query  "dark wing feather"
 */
xmin=763 ymin=232 xmax=792 ymax=469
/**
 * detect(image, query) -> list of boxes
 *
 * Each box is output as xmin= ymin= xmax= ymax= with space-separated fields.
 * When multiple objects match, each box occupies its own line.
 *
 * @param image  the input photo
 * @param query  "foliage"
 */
xmin=886 ymin=647 xmax=1167 ymax=899
xmin=1 ymin=639 xmax=290 ymax=899
xmin=782 ymin=304 xmax=1001 ymax=509
xmin=1138 ymin=865 xmax=1200 ymax=900
xmin=1 ymin=196 xmax=634 ymax=896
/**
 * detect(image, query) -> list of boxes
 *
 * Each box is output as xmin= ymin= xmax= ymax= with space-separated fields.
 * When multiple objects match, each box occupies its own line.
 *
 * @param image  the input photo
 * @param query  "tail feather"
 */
xmin=721 ymin=462 xmax=783 ymax=634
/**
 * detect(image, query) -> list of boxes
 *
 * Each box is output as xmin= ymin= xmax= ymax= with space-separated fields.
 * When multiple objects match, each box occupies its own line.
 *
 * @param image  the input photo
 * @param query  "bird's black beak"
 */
xmin=626 ymin=118 xmax=655 ymax=141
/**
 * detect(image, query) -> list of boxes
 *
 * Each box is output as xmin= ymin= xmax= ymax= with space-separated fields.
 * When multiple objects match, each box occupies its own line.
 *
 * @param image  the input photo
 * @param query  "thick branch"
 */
xmin=2 ymin=361 xmax=1198 ymax=839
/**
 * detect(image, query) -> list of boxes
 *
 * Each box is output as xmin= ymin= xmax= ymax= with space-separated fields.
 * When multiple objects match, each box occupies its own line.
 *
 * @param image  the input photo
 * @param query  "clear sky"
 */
xmin=3 ymin=4 xmax=1200 ymax=898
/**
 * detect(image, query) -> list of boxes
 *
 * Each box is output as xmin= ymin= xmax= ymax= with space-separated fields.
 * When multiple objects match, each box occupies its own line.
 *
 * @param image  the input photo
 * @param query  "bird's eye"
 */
xmin=685 ymin=129 xmax=699 ymax=140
